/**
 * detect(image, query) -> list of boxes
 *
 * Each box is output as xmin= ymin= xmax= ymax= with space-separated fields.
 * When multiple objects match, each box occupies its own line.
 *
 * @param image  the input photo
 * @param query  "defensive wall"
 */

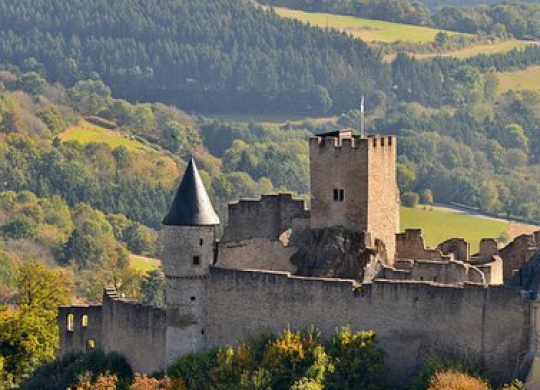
xmin=206 ymin=266 xmax=530 ymax=386
xmin=58 ymin=288 xmax=166 ymax=374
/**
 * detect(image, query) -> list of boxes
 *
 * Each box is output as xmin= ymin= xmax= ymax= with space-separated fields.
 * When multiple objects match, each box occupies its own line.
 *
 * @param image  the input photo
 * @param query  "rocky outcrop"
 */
xmin=290 ymin=227 xmax=384 ymax=281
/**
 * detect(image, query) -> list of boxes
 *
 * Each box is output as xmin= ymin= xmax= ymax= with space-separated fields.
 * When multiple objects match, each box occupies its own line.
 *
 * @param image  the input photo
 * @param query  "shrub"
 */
xmin=412 ymin=355 xmax=485 ymax=390
xmin=402 ymin=192 xmax=420 ymax=208
xmin=428 ymin=370 xmax=490 ymax=390
xmin=324 ymin=328 xmax=386 ymax=390
xmin=21 ymin=350 xmax=133 ymax=390
xmin=500 ymin=380 xmax=525 ymax=390
xmin=167 ymin=349 xmax=219 ymax=389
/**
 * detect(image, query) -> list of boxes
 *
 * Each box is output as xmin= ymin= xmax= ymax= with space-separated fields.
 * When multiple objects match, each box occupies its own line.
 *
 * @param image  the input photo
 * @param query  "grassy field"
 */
xmin=271 ymin=6 xmax=532 ymax=61
xmin=272 ymin=6 xmax=461 ymax=43
xmin=497 ymin=65 xmax=540 ymax=94
xmin=130 ymin=254 xmax=161 ymax=274
xmin=58 ymin=119 xmax=181 ymax=187
xmin=58 ymin=120 xmax=150 ymax=152
xmin=400 ymin=205 xmax=539 ymax=253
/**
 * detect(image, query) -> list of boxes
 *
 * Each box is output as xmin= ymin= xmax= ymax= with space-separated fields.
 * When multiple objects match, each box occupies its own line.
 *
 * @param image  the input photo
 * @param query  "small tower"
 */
xmin=162 ymin=158 xmax=220 ymax=365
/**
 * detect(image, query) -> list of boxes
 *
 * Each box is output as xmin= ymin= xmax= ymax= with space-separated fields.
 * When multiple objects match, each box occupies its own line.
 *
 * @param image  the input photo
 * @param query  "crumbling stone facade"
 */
xmin=58 ymin=288 xmax=166 ymax=374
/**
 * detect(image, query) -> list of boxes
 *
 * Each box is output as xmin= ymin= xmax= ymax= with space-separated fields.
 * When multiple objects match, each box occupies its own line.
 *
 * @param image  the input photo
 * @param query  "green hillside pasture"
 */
xmin=130 ymin=255 xmax=161 ymax=274
xmin=401 ymin=206 xmax=509 ymax=253
xmin=497 ymin=65 xmax=540 ymax=94
xmin=272 ymin=6 xmax=462 ymax=43
xmin=59 ymin=120 xmax=149 ymax=152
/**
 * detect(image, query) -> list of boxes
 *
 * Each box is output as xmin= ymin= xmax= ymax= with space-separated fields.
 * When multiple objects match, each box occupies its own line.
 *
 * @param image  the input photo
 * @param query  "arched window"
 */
xmin=67 ymin=314 xmax=74 ymax=332
xmin=86 ymin=339 xmax=96 ymax=351
xmin=81 ymin=315 xmax=89 ymax=327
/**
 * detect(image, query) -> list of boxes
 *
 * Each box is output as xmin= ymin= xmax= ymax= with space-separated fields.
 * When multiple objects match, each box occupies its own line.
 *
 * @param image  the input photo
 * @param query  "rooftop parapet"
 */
xmin=309 ymin=131 xmax=395 ymax=150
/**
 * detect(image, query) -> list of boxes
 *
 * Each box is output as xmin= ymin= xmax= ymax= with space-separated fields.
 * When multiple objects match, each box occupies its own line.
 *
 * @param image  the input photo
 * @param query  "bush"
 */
xmin=167 ymin=349 xmax=219 ymax=389
xmin=500 ymin=380 xmax=525 ymax=390
xmin=412 ymin=355 xmax=486 ymax=390
xmin=402 ymin=192 xmax=420 ymax=208
xmin=21 ymin=350 xmax=133 ymax=390
xmin=325 ymin=328 xmax=386 ymax=390
xmin=428 ymin=370 xmax=490 ymax=390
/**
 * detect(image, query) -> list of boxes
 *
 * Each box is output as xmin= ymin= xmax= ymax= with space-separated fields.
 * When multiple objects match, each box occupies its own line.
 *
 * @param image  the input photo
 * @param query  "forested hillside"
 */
xmin=0 ymin=0 xmax=388 ymax=115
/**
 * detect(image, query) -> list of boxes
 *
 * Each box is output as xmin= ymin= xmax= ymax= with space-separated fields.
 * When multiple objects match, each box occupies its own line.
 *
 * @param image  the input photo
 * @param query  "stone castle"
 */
xmin=58 ymin=130 xmax=540 ymax=386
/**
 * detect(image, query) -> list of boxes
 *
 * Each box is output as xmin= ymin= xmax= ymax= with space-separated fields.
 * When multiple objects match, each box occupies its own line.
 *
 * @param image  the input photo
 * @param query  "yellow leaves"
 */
xmin=427 ymin=370 xmax=490 ymax=390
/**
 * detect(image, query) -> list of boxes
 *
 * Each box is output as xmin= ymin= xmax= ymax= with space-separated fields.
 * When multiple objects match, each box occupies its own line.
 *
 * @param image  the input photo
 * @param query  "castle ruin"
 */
xmin=58 ymin=130 xmax=540 ymax=386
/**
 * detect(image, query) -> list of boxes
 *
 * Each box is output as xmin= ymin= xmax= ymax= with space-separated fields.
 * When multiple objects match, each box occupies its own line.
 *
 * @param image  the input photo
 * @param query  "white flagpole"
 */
xmin=360 ymin=95 xmax=365 ymax=138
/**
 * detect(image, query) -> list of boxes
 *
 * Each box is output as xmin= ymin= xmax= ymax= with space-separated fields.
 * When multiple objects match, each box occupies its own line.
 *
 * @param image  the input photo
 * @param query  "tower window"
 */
xmin=67 ymin=314 xmax=74 ymax=332
xmin=199 ymin=238 xmax=204 ymax=246
xmin=191 ymin=296 xmax=196 ymax=301
xmin=193 ymin=256 xmax=200 ymax=266
xmin=81 ymin=315 xmax=89 ymax=328
xmin=86 ymin=339 xmax=96 ymax=351
xmin=333 ymin=189 xmax=345 ymax=202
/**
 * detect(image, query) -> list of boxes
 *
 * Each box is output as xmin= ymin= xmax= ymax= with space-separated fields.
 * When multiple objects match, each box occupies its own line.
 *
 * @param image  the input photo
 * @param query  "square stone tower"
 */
xmin=310 ymin=130 xmax=399 ymax=260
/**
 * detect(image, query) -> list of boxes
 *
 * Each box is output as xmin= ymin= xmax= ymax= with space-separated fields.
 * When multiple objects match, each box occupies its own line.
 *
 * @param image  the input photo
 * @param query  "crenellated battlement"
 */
xmin=309 ymin=133 xmax=395 ymax=151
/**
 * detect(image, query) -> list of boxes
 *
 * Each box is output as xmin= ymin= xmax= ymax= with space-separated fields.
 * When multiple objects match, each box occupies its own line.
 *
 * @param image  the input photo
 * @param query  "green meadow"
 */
xmin=401 ymin=206 xmax=512 ymax=253
xmin=59 ymin=120 xmax=149 ymax=152
xmin=272 ymin=6 xmax=464 ymax=43
xmin=497 ymin=65 xmax=540 ymax=94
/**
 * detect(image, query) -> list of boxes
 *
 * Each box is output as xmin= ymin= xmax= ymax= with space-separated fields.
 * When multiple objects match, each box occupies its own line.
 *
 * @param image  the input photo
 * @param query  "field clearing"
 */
xmin=271 ymin=6 xmax=464 ymax=43
xmin=401 ymin=205 xmax=538 ymax=252
xmin=497 ymin=65 xmax=540 ymax=94
xmin=130 ymin=255 xmax=161 ymax=274
xmin=270 ymin=6 xmax=532 ymax=61
xmin=59 ymin=120 xmax=150 ymax=152
xmin=58 ymin=120 xmax=181 ymax=187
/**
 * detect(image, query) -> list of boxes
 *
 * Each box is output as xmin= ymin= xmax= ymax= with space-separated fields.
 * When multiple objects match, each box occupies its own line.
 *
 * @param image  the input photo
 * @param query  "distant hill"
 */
xmin=0 ymin=0 xmax=386 ymax=115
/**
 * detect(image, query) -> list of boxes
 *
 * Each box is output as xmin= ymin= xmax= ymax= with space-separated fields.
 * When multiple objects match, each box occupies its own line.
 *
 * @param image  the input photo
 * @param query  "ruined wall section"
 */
xmin=222 ymin=194 xmax=308 ymax=242
xmin=500 ymin=234 xmax=538 ymax=282
xmin=206 ymin=267 xmax=529 ymax=386
xmin=101 ymin=289 xmax=166 ymax=374
xmin=58 ymin=305 xmax=103 ymax=357
xmin=396 ymin=229 xmax=443 ymax=260
xmin=438 ymin=238 xmax=470 ymax=262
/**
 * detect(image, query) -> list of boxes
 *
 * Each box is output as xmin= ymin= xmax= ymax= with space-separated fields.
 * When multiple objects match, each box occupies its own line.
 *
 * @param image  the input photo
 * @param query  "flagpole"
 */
xmin=360 ymin=95 xmax=365 ymax=138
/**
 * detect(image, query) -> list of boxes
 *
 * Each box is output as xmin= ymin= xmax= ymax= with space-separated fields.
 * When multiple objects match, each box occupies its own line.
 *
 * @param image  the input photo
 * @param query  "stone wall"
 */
xmin=438 ymin=238 xmax=470 ymax=262
xmin=58 ymin=289 xmax=166 ymax=375
xmin=222 ymin=194 xmax=308 ymax=242
xmin=217 ymin=238 xmax=297 ymax=273
xmin=396 ymin=229 xmax=444 ymax=260
xmin=309 ymin=135 xmax=399 ymax=260
xmin=58 ymin=304 xmax=103 ymax=357
xmin=101 ymin=289 xmax=166 ymax=374
xmin=206 ymin=267 xmax=530 ymax=386
xmin=500 ymin=234 xmax=538 ymax=282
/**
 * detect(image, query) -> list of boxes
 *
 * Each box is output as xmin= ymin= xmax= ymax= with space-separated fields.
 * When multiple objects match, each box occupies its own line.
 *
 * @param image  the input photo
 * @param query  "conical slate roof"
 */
xmin=162 ymin=158 xmax=220 ymax=226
